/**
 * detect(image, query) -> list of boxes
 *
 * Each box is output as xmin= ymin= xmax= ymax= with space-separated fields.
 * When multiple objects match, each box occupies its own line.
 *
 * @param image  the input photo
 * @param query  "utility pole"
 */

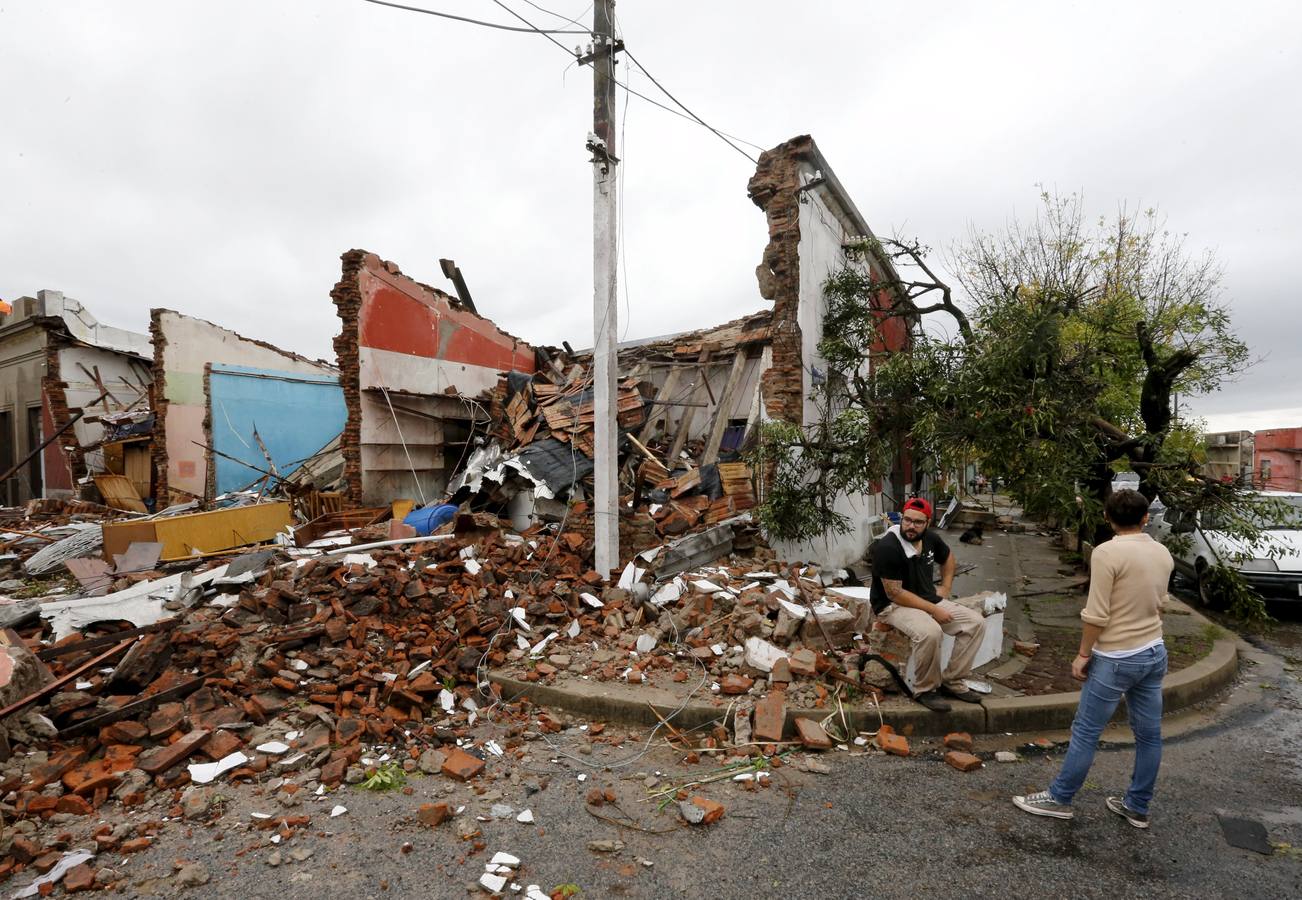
xmin=588 ymin=0 xmax=619 ymax=578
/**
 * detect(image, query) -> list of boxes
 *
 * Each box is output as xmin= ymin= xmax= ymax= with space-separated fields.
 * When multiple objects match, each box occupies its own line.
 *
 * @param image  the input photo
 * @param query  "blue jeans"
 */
xmin=1049 ymin=644 xmax=1167 ymax=815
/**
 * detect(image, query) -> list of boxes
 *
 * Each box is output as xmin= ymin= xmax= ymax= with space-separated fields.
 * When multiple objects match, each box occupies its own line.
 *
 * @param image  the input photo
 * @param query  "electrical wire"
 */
xmin=517 ymin=0 xmax=591 ymax=29
xmin=614 ymin=78 xmax=767 ymax=154
xmin=360 ymin=0 xmax=587 ymax=34
xmin=363 ymin=0 xmax=766 ymax=160
xmin=487 ymin=0 xmax=585 ymax=55
xmin=621 ymin=47 xmax=758 ymax=164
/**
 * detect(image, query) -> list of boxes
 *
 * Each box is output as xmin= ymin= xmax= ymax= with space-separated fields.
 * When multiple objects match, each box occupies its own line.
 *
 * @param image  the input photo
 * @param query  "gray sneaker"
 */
xmin=1012 ymin=790 xmax=1074 ymax=820
xmin=1106 ymin=796 xmax=1150 ymax=829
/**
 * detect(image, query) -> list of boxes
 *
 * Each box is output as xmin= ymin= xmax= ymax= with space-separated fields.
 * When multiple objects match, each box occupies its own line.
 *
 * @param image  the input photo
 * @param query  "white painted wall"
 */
xmin=57 ymin=343 xmax=151 ymax=475
xmin=769 ymin=167 xmax=888 ymax=569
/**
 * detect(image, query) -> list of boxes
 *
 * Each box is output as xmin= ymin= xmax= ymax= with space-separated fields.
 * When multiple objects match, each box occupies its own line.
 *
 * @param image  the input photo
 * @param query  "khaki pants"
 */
xmin=878 ymin=599 xmax=987 ymax=694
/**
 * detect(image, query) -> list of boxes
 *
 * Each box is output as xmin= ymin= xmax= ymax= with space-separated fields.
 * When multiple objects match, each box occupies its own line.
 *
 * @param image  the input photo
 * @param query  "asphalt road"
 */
xmin=76 ymin=599 xmax=1300 ymax=900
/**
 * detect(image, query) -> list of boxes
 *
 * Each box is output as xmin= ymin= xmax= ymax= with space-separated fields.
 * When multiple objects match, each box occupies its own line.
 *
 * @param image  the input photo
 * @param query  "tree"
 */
xmin=754 ymin=192 xmax=1274 ymax=620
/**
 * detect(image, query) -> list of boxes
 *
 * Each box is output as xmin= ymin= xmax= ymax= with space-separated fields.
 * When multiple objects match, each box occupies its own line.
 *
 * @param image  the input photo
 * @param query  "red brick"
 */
xmin=944 ymin=751 xmax=983 ymax=772
xmin=32 ymin=852 xmax=62 ymax=874
xmin=877 ymin=733 xmax=910 ymax=757
xmin=55 ymin=795 xmax=93 ymax=816
xmin=720 ymin=673 xmax=754 ymax=695
xmin=200 ymin=729 xmax=245 ymax=761
xmin=787 ymin=648 xmax=817 ymax=677
xmin=770 ymin=658 xmax=792 ymax=683
xmin=100 ymin=720 xmax=148 ymax=744
xmin=943 ymin=732 xmax=973 ymax=752
xmin=688 ymin=795 xmax=725 ymax=824
xmin=416 ymin=802 xmax=451 ymax=827
xmin=24 ymin=748 xmax=88 ymax=791
xmin=146 ymin=702 xmax=186 ymax=739
xmin=440 ymin=747 xmax=485 ymax=781
xmin=119 ymin=837 xmax=152 ymax=853
xmin=319 ymin=758 xmax=347 ymax=787
xmin=63 ymin=863 xmax=95 ymax=893
xmin=9 ymin=836 xmax=40 ymax=864
xmin=752 ymin=693 xmax=786 ymax=743
xmin=335 ymin=717 xmax=363 ymax=745
xmin=137 ymin=729 xmax=210 ymax=775
xmin=794 ymin=717 xmax=833 ymax=750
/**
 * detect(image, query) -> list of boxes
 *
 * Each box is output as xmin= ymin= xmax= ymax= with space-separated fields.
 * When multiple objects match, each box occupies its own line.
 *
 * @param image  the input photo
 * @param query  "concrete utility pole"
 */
xmin=589 ymin=0 xmax=619 ymax=578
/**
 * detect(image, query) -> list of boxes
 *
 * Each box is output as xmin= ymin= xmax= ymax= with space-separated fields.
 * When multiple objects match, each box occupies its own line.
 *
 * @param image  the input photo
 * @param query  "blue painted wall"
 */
xmin=208 ymin=364 xmax=346 ymax=495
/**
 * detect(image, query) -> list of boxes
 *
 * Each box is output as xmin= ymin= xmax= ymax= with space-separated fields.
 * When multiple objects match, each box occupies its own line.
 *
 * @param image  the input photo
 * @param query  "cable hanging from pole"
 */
xmin=620 ymin=47 xmax=758 ymax=164
xmin=360 ymin=0 xmax=588 ymax=35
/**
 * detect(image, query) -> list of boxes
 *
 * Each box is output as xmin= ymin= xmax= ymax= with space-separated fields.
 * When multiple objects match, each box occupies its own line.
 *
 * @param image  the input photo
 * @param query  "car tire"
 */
xmin=1195 ymin=563 xmax=1229 ymax=612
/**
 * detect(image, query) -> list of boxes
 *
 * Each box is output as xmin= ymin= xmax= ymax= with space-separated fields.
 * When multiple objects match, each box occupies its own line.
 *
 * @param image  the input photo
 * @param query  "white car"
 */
xmin=1111 ymin=472 xmax=1141 ymax=494
xmin=1146 ymin=490 xmax=1302 ymax=607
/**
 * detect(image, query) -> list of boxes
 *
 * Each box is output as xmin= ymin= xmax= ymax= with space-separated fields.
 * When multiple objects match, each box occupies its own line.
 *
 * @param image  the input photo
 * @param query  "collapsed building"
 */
xmin=4 ymin=134 xmax=919 ymax=571
xmin=0 ymin=292 xmax=152 ymax=506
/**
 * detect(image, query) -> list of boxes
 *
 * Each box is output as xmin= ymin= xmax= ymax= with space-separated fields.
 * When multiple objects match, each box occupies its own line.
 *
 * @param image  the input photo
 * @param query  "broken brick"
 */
xmin=794 ymin=717 xmax=833 ymax=750
xmin=119 ymin=837 xmax=152 ymax=853
xmin=137 ymin=729 xmax=210 ymax=775
xmin=63 ymin=863 xmax=95 ymax=893
xmin=54 ymin=795 xmax=93 ymax=816
xmin=720 ymin=674 xmax=754 ymax=695
xmin=944 ymin=751 xmax=983 ymax=772
xmin=417 ymin=802 xmax=451 ymax=827
xmin=752 ymin=692 xmax=786 ymax=743
xmin=440 ymin=747 xmax=485 ymax=781
xmin=787 ymin=648 xmax=818 ymax=677
xmin=688 ymin=796 xmax=725 ymax=824
xmin=877 ymin=732 xmax=910 ymax=757
xmin=943 ymin=732 xmax=974 ymax=752
xmin=100 ymin=720 xmax=148 ymax=744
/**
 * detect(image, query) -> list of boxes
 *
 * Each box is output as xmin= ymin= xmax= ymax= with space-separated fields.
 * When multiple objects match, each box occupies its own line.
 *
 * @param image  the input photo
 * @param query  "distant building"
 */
xmin=1203 ymin=430 xmax=1255 ymax=483
xmin=1255 ymin=428 xmax=1302 ymax=492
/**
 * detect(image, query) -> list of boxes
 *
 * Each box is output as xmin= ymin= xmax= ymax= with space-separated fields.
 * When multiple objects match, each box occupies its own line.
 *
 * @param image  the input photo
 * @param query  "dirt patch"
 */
xmin=997 ymin=606 xmax=1213 ymax=695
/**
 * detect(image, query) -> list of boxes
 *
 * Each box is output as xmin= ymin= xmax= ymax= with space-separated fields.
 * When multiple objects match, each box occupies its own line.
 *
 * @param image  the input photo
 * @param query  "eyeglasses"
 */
xmin=901 ymin=516 xmax=929 ymax=526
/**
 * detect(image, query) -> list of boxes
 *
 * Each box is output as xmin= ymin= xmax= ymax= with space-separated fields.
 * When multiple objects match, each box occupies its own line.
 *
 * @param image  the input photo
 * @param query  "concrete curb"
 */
xmin=488 ymin=639 xmax=1238 ymax=738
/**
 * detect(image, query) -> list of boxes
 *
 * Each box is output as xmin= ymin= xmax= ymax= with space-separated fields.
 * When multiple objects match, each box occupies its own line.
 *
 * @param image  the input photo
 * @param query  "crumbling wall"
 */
xmin=748 ymin=135 xmax=909 ymax=568
xmin=332 ymin=250 xmax=535 ymax=506
xmin=40 ymin=338 xmax=75 ymax=496
xmin=747 ymin=136 xmax=812 ymax=426
xmin=151 ymin=309 xmax=335 ymax=505
xmin=44 ymin=334 xmax=152 ymax=490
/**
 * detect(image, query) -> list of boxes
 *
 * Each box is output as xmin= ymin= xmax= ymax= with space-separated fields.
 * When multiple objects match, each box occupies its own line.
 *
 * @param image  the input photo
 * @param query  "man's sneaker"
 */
xmin=1012 ymin=790 xmax=1074 ymax=820
xmin=1106 ymin=796 xmax=1150 ymax=829
xmin=914 ymin=690 xmax=952 ymax=712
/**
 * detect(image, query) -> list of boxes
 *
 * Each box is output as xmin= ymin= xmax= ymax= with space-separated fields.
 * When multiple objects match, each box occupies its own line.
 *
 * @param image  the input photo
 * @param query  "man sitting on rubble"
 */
xmin=867 ymin=497 xmax=987 ymax=712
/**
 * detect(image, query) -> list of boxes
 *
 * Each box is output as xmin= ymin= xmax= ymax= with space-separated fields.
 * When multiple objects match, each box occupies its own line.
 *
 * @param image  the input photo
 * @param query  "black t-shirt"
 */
xmin=868 ymin=529 xmax=952 ymax=613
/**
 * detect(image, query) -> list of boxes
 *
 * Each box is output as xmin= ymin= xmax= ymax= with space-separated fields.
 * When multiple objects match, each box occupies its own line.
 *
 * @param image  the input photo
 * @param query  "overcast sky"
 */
xmin=3 ymin=1 xmax=1299 ymax=431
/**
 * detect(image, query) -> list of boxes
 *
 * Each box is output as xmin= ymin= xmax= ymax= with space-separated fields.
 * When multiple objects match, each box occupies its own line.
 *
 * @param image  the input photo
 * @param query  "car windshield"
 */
xmin=1204 ymin=496 xmax=1302 ymax=531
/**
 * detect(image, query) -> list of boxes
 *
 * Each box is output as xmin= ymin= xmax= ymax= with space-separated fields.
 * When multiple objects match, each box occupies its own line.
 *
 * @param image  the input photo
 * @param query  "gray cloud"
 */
xmin=3 ymin=0 xmax=1299 ymax=426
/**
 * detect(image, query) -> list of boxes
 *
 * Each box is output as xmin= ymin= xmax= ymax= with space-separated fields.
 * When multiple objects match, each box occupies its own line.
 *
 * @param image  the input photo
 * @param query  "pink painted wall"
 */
xmin=1255 ymin=427 xmax=1302 ymax=491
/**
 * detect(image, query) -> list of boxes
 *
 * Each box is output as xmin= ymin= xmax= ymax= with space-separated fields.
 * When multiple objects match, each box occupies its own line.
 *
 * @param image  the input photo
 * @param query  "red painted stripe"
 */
xmin=358 ymin=273 xmax=534 ymax=372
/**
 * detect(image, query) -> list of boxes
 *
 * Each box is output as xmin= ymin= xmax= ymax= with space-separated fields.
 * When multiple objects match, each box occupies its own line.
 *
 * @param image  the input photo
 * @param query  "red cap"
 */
xmin=902 ymin=498 xmax=933 ymax=520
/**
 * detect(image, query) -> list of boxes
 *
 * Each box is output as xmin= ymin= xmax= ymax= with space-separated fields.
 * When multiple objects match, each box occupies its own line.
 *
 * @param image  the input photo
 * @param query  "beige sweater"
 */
xmin=1081 ymin=533 xmax=1173 ymax=652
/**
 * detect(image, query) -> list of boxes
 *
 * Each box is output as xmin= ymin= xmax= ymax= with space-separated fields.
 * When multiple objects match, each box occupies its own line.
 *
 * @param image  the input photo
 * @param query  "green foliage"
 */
xmin=753 ymin=192 xmax=1261 ymax=625
xmin=1204 ymin=564 xmax=1271 ymax=625
xmin=359 ymin=762 xmax=407 ymax=791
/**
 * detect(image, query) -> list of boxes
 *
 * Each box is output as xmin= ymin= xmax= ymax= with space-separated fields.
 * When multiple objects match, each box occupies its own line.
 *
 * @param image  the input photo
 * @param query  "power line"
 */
xmin=621 ymin=47 xmax=758 ymax=164
xmin=517 ymin=0 xmax=592 ymax=30
xmin=487 ymin=0 xmax=583 ymax=55
xmin=363 ymin=0 xmax=767 ymax=161
xmin=614 ymin=77 xmax=766 ymax=154
xmin=360 ymin=0 xmax=588 ymax=35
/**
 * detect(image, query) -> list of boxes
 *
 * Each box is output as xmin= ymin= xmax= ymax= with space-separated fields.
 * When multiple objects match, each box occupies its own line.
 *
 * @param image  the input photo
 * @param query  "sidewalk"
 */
xmin=489 ymin=504 xmax=1238 ymax=737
